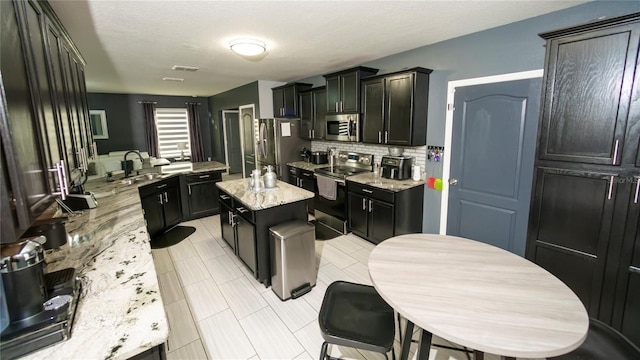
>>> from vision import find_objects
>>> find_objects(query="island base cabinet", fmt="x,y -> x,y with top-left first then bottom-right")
218,189 -> 309,286
236,214 -> 257,274
220,202 -> 236,252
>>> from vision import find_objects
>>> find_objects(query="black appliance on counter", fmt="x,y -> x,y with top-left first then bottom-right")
380,155 -> 413,180
0,236 -> 81,359
310,151 -> 328,165
314,151 -> 373,234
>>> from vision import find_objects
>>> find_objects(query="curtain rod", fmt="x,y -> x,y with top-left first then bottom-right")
137,101 -> 157,104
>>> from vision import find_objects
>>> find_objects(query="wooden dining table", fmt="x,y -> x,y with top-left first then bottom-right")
368,234 -> 589,360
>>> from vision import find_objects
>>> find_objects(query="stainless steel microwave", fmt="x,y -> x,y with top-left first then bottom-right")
325,114 -> 359,142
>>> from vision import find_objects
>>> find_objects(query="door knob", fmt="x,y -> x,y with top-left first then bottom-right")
449,178 -> 458,186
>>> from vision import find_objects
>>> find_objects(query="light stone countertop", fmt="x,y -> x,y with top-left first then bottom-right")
346,172 -> 425,192
216,178 -> 314,211
286,161 -> 329,172
288,161 -> 425,192
22,161 -> 226,360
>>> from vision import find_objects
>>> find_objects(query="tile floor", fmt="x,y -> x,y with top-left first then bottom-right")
152,214 -> 539,360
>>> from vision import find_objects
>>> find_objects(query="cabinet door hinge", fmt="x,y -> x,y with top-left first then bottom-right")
447,103 -> 455,111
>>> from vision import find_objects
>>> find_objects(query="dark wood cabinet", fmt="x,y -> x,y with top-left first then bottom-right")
538,20 -> 639,166
361,68 -> 431,146
287,165 -> 314,213
272,83 -> 312,118
139,177 -> 182,238
181,171 -> 222,220
527,167 -> 616,312
347,182 -> 423,244
1,0 -> 92,242
236,209 -> 257,274
220,201 -> 236,251
607,175 -> 640,345
324,67 -> 378,115
299,87 -> 326,140
1,0 -> 55,242
527,12 -> 640,346
347,192 -> 394,245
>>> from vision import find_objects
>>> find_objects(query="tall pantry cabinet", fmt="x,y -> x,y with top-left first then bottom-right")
1,0 -> 92,242
526,12 -> 640,345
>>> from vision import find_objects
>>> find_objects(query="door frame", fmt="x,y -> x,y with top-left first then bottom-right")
439,69 -> 544,234
222,110 -> 239,175
238,104 -> 255,178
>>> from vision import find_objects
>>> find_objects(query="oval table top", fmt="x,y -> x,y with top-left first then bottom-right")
368,234 -> 589,358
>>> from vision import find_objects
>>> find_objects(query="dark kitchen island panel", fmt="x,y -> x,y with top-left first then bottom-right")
216,178 -> 314,286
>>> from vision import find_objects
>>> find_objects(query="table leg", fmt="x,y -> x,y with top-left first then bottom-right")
416,329 -> 432,360
474,350 -> 484,360
399,320 -> 414,360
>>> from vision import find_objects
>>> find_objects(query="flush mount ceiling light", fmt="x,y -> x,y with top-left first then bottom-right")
229,38 -> 266,56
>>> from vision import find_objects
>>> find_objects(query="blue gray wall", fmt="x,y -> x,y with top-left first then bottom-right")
87,93 -> 211,158
207,81 -> 260,163
297,1 -> 640,233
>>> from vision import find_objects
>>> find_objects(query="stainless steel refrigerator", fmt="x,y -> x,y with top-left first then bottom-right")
256,118 -> 310,182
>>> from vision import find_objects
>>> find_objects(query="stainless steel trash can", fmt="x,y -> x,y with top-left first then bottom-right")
270,221 -> 316,301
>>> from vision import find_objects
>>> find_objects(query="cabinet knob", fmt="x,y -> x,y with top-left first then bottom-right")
448,178 -> 458,186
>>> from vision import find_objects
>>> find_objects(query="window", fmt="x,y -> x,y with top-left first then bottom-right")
155,108 -> 190,159
89,110 -> 109,139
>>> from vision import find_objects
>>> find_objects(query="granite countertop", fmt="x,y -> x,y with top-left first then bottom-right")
288,161 -> 425,192
217,178 -> 314,211
23,161 -> 226,360
346,172 -> 425,191
287,161 -> 329,172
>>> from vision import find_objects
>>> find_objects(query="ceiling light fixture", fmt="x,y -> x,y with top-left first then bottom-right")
229,38 -> 266,56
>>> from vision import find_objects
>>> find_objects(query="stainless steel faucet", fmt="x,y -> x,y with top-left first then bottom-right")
123,150 -> 144,178
327,147 -> 337,168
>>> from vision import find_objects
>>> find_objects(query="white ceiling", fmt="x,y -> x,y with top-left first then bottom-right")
49,0 -> 587,97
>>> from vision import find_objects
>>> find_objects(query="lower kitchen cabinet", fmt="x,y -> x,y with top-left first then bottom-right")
180,171 -> 222,220
287,166 -> 315,214
139,176 -> 182,238
218,188 -> 308,285
347,181 -> 423,244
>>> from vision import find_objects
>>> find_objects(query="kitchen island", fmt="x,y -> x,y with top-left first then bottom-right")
20,161 -> 226,360
217,178 -> 314,286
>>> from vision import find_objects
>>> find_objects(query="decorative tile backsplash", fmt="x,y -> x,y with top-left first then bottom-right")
311,140 -> 427,170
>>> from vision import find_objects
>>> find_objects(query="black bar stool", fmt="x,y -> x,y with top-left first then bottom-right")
318,281 -> 396,360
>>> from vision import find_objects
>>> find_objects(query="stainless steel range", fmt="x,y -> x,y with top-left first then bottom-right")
314,151 -> 373,235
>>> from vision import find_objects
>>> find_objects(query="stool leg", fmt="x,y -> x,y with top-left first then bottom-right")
319,342 -> 329,360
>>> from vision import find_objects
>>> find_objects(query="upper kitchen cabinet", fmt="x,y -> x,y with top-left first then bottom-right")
299,86 -> 326,140
324,66 -> 378,115
538,15 -> 640,166
272,82 -> 312,118
362,67 -> 431,146
1,0 -> 91,242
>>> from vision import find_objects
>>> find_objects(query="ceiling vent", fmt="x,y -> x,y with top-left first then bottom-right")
171,65 -> 199,72
162,77 -> 184,82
